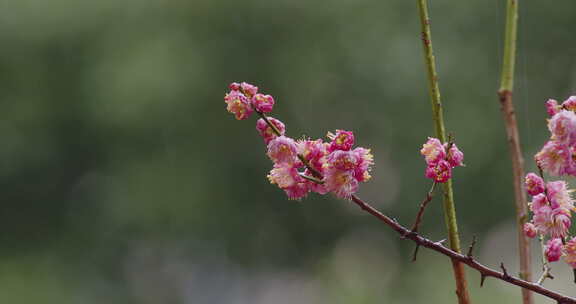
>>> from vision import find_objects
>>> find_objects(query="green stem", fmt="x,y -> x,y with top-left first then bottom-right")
416,1 -> 470,303
499,0 -> 518,92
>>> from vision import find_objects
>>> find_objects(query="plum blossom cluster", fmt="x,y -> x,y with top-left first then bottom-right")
420,137 -> 464,183
224,82 -> 275,120
536,96 -> 576,176
224,82 -> 374,200
523,172 -> 576,267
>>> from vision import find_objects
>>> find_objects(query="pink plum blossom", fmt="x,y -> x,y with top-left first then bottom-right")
523,222 -> 537,238
525,173 -> 545,196
564,237 -> 576,268
446,144 -> 464,167
420,138 -> 464,183
327,130 -> 355,152
549,208 -> 571,239
420,137 -> 446,165
224,90 -> 253,120
546,180 -> 574,210
284,182 -> 310,200
240,82 -> 258,97
268,163 -> 300,189
425,159 -> 452,183
302,169 -> 329,195
548,110 -> 576,145
545,238 -> 564,262
324,168 -> 359,199
533,204 -> 553,235
267,136 -> 298,164
530,193 -> 548,213
224,81 -> 375,201
535,140 -> 573,176
562,96 -> 576,112
353,147 -> 374,182
297,139 -> 328,172
546,99 -> 561,116
327,150 -> 359,170
252,93 -> 275,113
256,117 -> 285,144
532,201 -> 571,238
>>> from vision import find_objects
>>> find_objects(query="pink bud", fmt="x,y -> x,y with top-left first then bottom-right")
252,93 -> 275,113
229,82 -> 241,91
523,223 -> 537,238
525,173 -> 545,196
545,238 -> 563,262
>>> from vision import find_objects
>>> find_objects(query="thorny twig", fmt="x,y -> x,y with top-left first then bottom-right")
349,194 -> 576,304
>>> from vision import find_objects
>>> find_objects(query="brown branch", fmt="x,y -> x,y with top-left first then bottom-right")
350,194 -> 576,304
410,182 -> 437,262
410,182 -> 437,233
498,89 -> 533,302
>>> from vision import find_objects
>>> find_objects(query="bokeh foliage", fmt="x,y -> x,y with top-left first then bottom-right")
0,0 -> 575,302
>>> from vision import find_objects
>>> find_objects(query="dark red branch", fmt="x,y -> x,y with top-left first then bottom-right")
350,194 -> 576,304
410,182 -> 436,233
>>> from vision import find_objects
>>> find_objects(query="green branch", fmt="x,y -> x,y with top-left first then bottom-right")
416,0 -> 470,303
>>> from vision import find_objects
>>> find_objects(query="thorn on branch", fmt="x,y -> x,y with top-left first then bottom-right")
467,236 -> 477,258
434,239 -> 446,246
500,263 -> 510,278
480,274 -> 486,287
412,244 -> 421,262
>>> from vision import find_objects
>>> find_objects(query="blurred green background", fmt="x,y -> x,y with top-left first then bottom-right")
0,0 -> 575,303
